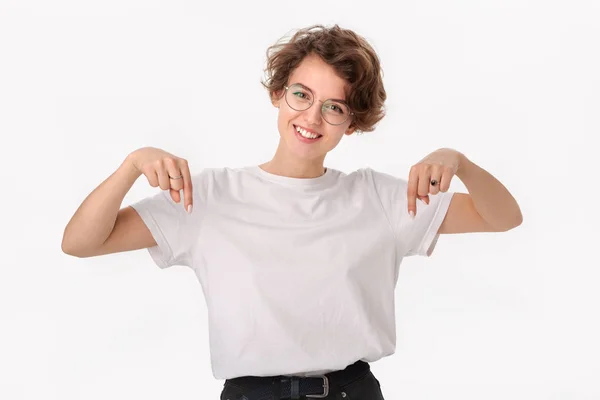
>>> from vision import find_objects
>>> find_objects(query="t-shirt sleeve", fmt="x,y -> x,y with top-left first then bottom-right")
368,168 -> 455,258
129,171 -> 208,269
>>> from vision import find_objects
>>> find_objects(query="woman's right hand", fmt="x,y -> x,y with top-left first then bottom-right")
127,147 -> 193,213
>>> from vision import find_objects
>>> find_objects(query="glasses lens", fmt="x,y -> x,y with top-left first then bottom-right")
322,100 -> 350,125
285,84 -> 312,111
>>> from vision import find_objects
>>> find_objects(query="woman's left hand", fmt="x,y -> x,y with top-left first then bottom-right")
407,148 -> 464,217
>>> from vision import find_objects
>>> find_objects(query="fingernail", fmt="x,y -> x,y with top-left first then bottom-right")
187,204 -> 193,214
409,210 -> 415,219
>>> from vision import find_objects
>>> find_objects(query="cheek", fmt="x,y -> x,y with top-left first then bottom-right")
328,133 -> 345,145
276,109 -> 293,135
278,108 -> 298,127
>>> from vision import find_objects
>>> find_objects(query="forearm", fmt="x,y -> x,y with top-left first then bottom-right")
62,155 -> 142,254
456,153 -> 523,231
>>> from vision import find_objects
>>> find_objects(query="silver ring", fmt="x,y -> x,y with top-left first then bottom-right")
430,179 -> 438,186
169,174 -> 183,180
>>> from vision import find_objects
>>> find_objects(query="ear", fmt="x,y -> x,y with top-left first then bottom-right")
271,90 -> 283,108
345,125 -> 357,135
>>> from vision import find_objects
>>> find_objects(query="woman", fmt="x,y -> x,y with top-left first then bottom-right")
62,25 -> 523,400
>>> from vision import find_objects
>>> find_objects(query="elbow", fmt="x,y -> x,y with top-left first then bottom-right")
61,235 -> 72,255
61,241 -> 78,257
512,209 -> 524,229
61,238 -> 86,258
499,213 -> 523,232
488,209 -> 523,232
516,213 -> 523,227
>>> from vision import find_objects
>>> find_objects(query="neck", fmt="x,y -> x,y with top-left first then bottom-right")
259,159 -> 326,179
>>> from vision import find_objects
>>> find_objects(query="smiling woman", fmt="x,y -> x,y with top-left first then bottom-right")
63,23 -> 522,400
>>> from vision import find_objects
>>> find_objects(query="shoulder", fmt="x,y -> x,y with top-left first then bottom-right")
360,167 -> 409,189
191,166 -> 236,182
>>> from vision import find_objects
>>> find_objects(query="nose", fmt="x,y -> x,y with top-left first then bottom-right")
304,101 -> 322,126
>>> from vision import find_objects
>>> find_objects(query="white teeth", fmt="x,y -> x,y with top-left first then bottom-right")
295,125 -> 320,139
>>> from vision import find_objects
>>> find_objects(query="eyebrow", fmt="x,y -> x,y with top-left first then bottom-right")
295,82 -> 348,104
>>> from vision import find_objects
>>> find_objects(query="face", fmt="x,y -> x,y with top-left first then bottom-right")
271,53 -> 356,164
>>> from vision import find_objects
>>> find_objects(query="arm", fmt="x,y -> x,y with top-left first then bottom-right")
438,153 -> 523,234
61,154 -> 155,257
407,148 -> 523,234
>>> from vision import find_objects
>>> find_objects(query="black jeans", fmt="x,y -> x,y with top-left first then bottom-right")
220,361 -> 386,400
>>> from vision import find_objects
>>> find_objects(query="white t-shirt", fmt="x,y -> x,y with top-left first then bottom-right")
130,165 -> 454,380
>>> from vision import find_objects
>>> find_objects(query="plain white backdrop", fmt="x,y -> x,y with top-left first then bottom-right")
1,0 -> 598,399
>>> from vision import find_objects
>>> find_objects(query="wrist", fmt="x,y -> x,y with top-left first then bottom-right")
122,154 -> 143,179
456,152 -> 472,177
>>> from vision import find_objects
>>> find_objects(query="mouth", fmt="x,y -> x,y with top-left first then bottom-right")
293,124 -> 323,142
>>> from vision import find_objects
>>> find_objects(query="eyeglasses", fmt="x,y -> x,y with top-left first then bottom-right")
283,83 -> 354,126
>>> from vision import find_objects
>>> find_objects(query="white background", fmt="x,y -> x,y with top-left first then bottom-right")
1,1 -> 598,399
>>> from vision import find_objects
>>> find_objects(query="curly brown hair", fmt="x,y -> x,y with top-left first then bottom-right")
261,24 -> 387,134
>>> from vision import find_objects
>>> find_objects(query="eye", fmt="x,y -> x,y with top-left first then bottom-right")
293,90 -> 311,100
325,103 -> 345,114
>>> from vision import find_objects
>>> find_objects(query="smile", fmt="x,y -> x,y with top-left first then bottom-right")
294,124 -> 323,140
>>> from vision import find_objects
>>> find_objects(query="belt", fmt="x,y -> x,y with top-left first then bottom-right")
224,360 -> 370,399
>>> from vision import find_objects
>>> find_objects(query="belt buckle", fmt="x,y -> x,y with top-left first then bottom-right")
306,375 -> 329,398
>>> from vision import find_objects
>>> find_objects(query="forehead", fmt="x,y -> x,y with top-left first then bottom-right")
288,54 -> 349,99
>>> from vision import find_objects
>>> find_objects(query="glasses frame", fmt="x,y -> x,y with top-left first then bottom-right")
283,84 -> 354,126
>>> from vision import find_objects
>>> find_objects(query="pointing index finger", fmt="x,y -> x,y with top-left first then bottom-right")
407,167 -> 418,219
180,161 -> 193,214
